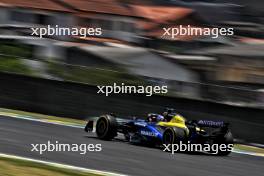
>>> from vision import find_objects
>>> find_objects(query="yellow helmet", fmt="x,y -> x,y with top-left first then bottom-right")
171,114 -> 186,124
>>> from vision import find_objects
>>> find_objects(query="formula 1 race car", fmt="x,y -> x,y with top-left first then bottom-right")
84,109 -> 234,156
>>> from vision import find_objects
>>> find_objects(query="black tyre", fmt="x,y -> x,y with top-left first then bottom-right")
216,131 -> 234,156
96,115 -> 117,140
162,127 -> 186,151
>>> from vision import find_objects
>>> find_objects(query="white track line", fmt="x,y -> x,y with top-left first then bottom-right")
0,153 -> 128,176
232,149 -> 264,157
0,112 -> 263,157
0,112 -> 84,128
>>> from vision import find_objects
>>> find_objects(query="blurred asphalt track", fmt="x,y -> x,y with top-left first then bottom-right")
0,116 -> 263,176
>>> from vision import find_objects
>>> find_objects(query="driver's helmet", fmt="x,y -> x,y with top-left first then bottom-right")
172,114 -> 186,124
162,109 -> 177,122
147,113 -> 164,122
162,112 -> 174,122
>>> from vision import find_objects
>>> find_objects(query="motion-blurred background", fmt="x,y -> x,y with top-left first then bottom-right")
0,0 -> 264,107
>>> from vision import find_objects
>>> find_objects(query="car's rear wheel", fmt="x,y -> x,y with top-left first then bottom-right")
96,115 -> 117,140
215,131 -> 234,156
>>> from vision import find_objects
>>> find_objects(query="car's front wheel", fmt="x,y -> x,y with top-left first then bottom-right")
162,127 -> 186,151
96,115 -> 117,140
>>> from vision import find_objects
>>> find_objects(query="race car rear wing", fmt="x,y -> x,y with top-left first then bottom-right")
196,120 -> 228,128
197,120 -> 231,137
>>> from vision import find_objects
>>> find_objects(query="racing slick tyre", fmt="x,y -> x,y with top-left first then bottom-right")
96,115 -> 117,140
162,127 -> 186,151
215,131 -> 234,156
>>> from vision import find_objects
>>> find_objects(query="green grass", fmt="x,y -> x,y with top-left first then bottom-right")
46,61 -> 146,86
0,43 -> 33,75
0,57 -> 33,75
0,43 -> 147,87
0,157 -> 102,176
0,44 -> 32,58
234,144 -> 264,154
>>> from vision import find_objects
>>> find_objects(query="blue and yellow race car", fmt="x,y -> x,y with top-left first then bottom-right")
84,109 -> 234,156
